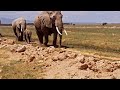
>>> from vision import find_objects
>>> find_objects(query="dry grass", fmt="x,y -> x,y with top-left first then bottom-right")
1,24 -> 120,79
0,24 -> 120,59
0,48 -> 44,79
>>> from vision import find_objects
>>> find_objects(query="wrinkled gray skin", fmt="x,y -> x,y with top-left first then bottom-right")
34,11 -> 64,47
24,29 -> 32,44
12,17 -> 26,41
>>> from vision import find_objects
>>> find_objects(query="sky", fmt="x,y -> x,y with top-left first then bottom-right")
0,11 -> 120,23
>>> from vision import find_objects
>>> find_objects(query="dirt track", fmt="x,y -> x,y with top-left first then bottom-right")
0,37 -> 120,79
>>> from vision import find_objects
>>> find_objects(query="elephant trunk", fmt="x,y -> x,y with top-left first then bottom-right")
55,22 -> 68,47
56,26 -> 63,47
21,23 -> 26,32
20,24 -> 26,41
21,27 -> 23,32
56,26 -> 68,36
55,19 -> 68,36
55,16 -> 67,47
59,33 -> 62,47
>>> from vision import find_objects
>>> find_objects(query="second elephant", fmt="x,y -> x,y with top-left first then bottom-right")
12,17 -> 26,41
34,11 -> 67,47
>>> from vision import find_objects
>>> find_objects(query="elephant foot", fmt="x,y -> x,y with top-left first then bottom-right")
38,43 -> 48,47
53,45 -> 62,48
43,44 -> 49,47
59,45 -> 62,48
26,42 -> 30,44
39,43 -> 44,47
18,37 -> 21,41
18,37 -> 23,41
53,45 -> 58,48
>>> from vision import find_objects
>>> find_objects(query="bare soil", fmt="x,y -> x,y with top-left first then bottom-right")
0,37 -> 120,79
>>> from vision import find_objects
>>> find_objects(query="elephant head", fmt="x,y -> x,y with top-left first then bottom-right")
51,11 -> 68,47
12,17 -> 26,41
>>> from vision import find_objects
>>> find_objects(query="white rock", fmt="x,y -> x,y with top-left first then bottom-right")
16,45 -> 26,52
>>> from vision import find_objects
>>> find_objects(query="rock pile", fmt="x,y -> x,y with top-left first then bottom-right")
1,37 -> 120,79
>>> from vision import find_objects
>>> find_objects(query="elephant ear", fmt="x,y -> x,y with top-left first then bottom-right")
40,14 -> 52,29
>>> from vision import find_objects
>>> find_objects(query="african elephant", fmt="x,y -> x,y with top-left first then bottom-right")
34,11 -> 67,47
24,29 -> 32,44
12,17 -> 26,41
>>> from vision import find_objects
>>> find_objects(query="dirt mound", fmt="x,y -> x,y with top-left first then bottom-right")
0,37 -> 120,79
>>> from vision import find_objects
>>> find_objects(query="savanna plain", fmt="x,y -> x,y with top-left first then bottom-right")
0,24 -> 120,79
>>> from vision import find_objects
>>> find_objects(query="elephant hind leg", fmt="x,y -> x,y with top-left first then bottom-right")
36,30 -> 43,45
53,33 -> 58,47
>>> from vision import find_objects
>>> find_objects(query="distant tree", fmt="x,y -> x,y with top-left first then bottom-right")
102,22 -> 107,26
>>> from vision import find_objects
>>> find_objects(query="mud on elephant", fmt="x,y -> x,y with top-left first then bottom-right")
34,11 -> 67,47
12,17 -> 26,41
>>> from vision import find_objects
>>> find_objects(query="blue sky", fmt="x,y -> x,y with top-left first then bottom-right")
0,11 -> 120,23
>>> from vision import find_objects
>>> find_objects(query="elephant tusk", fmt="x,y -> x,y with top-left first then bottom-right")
64,29 -> 68,35
56,27 -> 62,35
21,27 -> 23,32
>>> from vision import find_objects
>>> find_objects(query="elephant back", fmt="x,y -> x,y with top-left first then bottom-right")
34,16 -> 42,29
12,17 -> 26,27
34,14 -> 52,30
40,14 -> 52,28
13,17 -> 26,31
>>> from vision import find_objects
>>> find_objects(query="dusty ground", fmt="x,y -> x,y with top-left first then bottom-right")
0,37 -> 120,79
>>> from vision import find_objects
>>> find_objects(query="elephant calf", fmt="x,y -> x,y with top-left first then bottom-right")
24,29 -> 32,44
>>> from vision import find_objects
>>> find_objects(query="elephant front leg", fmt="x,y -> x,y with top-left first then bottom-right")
53,33 -> 58,47
44,35 -> 49,47
16,28 -> 23,41
28,35 -> 31,43
59,34 -> 62,47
